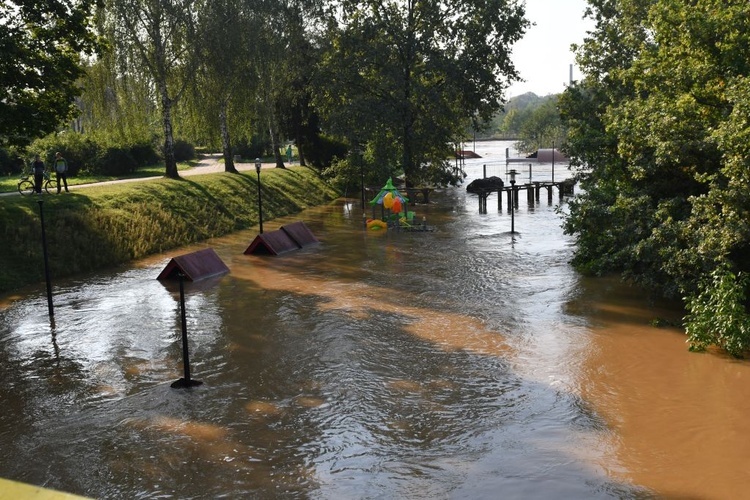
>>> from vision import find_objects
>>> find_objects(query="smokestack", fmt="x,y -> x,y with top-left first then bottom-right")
569,64 -> 573,84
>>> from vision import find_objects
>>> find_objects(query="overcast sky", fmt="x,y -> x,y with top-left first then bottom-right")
507,0 -> 594,97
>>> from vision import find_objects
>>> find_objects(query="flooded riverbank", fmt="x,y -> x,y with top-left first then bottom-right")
0,141 -> 747,499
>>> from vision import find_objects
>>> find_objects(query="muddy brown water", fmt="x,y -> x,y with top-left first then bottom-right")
1,141 -> 748,499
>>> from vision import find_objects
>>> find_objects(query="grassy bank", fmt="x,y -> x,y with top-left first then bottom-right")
0,167 -> 339,295
0,163 -> 190,194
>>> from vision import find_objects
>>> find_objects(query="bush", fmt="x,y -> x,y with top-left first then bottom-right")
321,157 -> 357,193
173,139 -> 195,162
234,135 -> 268,160
130,141 -> 160,167
301,133 -> 348,170
29,132 -> 99,176
28,133 -> 161,175
685,265 -> 750,357
0,148 -> 24,175
92,147 -> 139,176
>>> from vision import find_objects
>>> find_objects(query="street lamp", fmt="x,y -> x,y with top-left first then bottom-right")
509,169 -> 517,234
255,158 -> 263,234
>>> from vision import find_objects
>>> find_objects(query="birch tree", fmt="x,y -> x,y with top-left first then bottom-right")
191,0 -> 260,172
107,0 -> 201,178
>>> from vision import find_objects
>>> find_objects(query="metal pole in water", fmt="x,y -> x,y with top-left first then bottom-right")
552,141 -> 555,183
255,158 -> 264,234
171,272 -> 203,389
509,169 -> 517,235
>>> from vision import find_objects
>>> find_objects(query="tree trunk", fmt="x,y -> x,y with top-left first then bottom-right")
268,118 -> 285,168
160,85 -> 179,179
297,133 -> 306,167
219,103 -> 237,173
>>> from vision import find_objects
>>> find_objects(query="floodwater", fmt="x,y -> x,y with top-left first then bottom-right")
1,141 -> 749,499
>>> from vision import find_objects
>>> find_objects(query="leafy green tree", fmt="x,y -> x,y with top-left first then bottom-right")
0,0 -> 101,147
314,0 -> 528,186
105,0 -> 201,178
78,41 -> 159,147
255,21 -> 288,169
560,0 -> 750,355
188,0 -> 261,172
560,0 -> 673,286
496,92 -> 550,140
273,0 -> 324,168
516,96 -> 566,153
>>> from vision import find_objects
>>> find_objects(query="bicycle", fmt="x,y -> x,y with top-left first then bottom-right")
18,171 -> 54,195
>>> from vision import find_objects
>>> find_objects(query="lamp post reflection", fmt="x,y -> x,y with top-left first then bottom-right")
509,169 -> 517,235
255,158 -> 263,234
357,149 -> 365,210
37,199 -> 54,318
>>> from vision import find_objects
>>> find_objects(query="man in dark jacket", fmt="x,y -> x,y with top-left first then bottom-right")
32,154 -> 45,194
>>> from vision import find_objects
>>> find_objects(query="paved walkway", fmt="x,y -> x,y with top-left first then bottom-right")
182,154 -> 277,176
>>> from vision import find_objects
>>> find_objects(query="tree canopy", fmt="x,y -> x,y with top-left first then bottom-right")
314,0 -> 528,186
3,0 -> 528,184
560,0 -> 750,356
0,0 -> 101,147
496,93 -> 567,153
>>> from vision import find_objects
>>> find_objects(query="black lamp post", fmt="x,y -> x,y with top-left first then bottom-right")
509,169 -> 517,234
255,157 -> 263,234
171,272 -> 203,389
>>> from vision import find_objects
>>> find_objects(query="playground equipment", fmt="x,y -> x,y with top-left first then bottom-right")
366,178 -> 432,232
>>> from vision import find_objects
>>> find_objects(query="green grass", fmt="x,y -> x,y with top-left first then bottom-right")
0,166 -> 339,295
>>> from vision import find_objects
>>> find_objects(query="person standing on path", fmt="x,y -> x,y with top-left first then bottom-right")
32,154 -> 45,194
53,152 -> 69,193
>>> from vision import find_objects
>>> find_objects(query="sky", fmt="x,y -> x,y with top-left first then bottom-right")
507,0 -> 595,98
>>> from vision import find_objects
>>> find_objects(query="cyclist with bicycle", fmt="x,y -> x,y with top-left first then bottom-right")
32,154 -> 45,193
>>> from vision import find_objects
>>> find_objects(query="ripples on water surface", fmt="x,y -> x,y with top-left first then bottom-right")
2,141 -> 749,499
